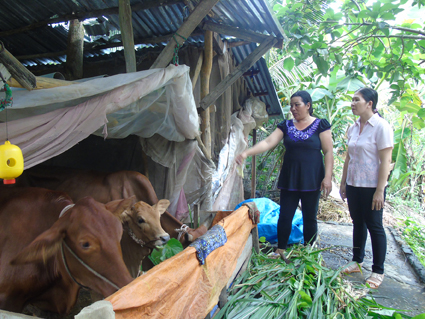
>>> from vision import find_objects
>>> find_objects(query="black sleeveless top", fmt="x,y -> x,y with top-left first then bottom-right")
277,118 -> 331,191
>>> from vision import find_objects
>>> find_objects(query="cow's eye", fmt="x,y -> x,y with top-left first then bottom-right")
81,241 -> 90,249
138,217 -> 145,224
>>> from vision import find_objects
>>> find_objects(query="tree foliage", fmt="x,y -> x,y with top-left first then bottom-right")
266,0 -> 425,201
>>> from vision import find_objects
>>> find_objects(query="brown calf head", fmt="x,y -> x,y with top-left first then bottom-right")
121,199 -> 170,248
11,196 -> 133,298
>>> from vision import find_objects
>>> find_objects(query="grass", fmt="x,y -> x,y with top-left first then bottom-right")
214,244 -> 421,319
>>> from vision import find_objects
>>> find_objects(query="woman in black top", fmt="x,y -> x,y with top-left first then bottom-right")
236,91 -> 334,257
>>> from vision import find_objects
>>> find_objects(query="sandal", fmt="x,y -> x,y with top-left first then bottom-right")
268,249 -> 285,260
342,262 -> 363,274
366,272 -> 384,289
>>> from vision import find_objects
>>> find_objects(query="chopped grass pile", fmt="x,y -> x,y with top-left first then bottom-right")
214,244 -> 418,319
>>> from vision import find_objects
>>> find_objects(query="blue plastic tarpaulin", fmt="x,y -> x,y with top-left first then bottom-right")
235,198 -> 303,245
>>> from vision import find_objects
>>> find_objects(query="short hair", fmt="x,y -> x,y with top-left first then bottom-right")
291,91 -> 313,115
355,87 -> 378,111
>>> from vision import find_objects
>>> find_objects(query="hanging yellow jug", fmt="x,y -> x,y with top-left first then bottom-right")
0,141 -> 24,184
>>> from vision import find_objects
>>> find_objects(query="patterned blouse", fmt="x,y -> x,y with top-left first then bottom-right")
277,118 -> 331,191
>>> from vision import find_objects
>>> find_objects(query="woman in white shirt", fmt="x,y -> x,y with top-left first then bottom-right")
339,87 -> 393,289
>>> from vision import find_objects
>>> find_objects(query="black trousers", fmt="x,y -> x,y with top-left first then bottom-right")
346,185 -> 387,274
278,189 -> 321,249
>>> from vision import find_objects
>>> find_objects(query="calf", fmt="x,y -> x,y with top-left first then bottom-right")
0,187 -> 134,314
16,166 -> 207,244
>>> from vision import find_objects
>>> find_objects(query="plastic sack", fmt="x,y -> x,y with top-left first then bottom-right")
235,198 -> 303,245
245,97 -> 269,129
75,300 -> 115,319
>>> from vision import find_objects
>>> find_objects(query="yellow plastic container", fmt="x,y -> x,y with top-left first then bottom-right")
0,141 -> 24,184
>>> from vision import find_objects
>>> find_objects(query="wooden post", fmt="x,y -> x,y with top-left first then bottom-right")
119,0 -> 137,73
65,19 -> 84,80
199,37 -> 277,110
0,41 -> 36,90
251,129 -> 260,253
200,30 -> 213,159
150,0 -> 220,69
251,129 -> 257,199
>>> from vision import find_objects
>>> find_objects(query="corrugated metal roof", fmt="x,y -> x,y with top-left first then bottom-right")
0,0 -> 283,116
232,43 -> 282,118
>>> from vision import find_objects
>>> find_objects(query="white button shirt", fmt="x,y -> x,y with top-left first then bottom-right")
346,113 -> 393,188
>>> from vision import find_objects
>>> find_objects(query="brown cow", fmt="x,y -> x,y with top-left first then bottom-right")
0,187 -> 134,314
15,166 -> 206,246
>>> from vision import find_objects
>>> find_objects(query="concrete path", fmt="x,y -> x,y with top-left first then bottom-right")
317,221 -> 425,316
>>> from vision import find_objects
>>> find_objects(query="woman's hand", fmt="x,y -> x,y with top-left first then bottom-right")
339,183 -> 347,202
372,189 -> 385,211
321,176 -> 332,198
235,152 -> 247,166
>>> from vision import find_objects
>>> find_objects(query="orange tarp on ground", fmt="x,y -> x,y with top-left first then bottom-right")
106,205 -> 253,319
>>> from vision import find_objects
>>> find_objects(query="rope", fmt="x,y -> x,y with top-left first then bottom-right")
0,72 -> 13,141
61,240 -> 121,291
175,224 -> 190,241
171,32 -> 187,66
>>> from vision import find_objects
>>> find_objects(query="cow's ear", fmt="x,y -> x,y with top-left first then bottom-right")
106,196 -> 136,219
153,199 -> 170,216
10,219 -> 67,265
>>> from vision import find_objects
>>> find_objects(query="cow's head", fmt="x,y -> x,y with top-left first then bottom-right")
121,199 -> 170,248
11,197 -> 134,298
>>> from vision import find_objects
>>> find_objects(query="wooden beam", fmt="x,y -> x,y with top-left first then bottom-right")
0,0 -> 183,38
253,92 -> 268,97
0,42 -> 36,90
212,32 -> 226,55
119,0 -> 137,73
202,21 -> 283,49
150,0 -> 220,69
64,19 -> 84,80
199,37 -> 277,110
242,69 -> 260,77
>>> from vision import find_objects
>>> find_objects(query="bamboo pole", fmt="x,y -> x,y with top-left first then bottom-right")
200,30 -> 213,159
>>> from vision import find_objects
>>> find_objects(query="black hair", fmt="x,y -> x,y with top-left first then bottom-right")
355,87 -> 378,112
291,91 -> 313,115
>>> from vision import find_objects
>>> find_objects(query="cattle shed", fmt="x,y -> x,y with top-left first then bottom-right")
0,0 -> 284,317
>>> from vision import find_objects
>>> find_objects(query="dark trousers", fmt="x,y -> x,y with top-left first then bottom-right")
346,185 -> 387,274
278,189 -> 321,249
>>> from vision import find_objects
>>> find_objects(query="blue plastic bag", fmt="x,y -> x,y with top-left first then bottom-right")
235,198 -> 303,245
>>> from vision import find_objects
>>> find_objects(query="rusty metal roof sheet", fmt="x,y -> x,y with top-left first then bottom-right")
0,0 -> 283,116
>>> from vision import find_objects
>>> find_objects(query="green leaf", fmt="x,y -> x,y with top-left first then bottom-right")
314,56 -> 329,76
417,108 -> 425,118
306,88 -> 334,101
336,77 -> 364,92
358,10 -> 370,19
283,57 -> 295,71
393,128 -> 411,143
391,141 -> 407,179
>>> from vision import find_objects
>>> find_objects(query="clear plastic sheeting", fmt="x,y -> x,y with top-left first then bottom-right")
184,145 -> 215,217
0,65 -> 199,169
212,113 -> 247,211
